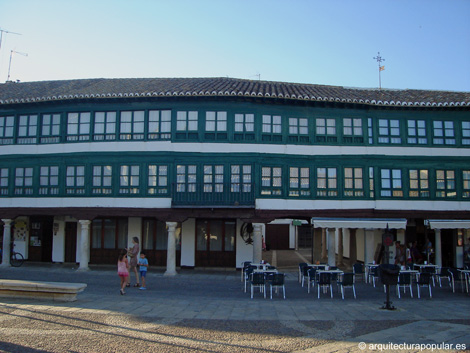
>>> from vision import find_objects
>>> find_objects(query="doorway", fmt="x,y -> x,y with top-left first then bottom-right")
65,222 -> 77,263
28,216 -> 54,262
265,224 -> 289,250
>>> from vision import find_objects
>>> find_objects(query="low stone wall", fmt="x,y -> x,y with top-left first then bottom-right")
0,279 -> 87,302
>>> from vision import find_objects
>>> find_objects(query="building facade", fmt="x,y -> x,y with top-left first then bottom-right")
0,77 -> 469,271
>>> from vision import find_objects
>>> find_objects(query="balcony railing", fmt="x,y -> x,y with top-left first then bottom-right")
171,183 -> 255,207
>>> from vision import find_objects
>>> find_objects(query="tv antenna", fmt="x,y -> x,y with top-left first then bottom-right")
373,52 -> 385,89
0,28 -> 22,53
7,50 -> 28,82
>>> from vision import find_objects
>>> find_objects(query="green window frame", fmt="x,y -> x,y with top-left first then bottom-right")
67,112 -> 90,141
433,121 -> 455,145
409,169 -> 429,198
176,165 -> 197,192
316,167 -> 337,197
289,167 -> 310,197
288,118 -> 309,143
120,111 -> 144,140
66,166 -> 85,195
0,168 -> 9,196
436,169 -> 456,198
41,113 -> 61,143
234,113 -> 254,138
92,165 -> 112,195
342,118 -> 363,143
0,116 -> 14,145
148,110 -> 171,140
369,167 -> 375,198
462,170 -> 470,198
119,165 -> 140,194
380,169 -> 403,197
18,114 -> 38,144
94,111 -> 116,141
14,167 -> 33,195
315,118 -> 337,143
205,111 -> 227,140
344,167 -> 364,197
39,166 -> 59,195
378,119 -> 401,144
261,166 -> 282,195
148,165 -> 168,195
203,165 -> 224,193
262,115 -> 282,142
461,122 -> 470,145
407,120 -> 427,144
230,165 -> 252,193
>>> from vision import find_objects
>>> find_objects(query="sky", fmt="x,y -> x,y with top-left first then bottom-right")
0,0 -> 469,91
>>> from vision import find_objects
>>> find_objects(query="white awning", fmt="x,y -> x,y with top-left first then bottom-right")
427,220 -> 470,230
311,218 -> 407,229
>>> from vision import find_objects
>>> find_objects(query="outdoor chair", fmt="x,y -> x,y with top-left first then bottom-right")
243,265 -> 256,293
241,261 -> 252,282
298,263 -> 308,283
448,268 -> 465,293
338,273 -> 356,299
368,266 -> 379,287
420,266 -> 436,286
416,272 -> 432,298
317,272 -> 333,299
250,272 -> 266,299
268,273 -> 286,299
307,267 -> 317,293
301,265 -> 313,287
397,272 -> 413,298
434,267 -> 452,288
353,263 -> 365,282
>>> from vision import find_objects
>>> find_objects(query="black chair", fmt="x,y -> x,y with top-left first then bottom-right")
301,265 -> 313,287
307,267 -> 317,293
250,272 -> 266,299
317,272 -> 333,299
416,272 -> 432,298
397,273 -> 413,298
268,273 -> 286,299
338,273 -> 356,299
448,268 -> 465,293
368,266 -> 379,287
243,265 -> 256,293
298,263 -> 308,283
353,263 -> 365,282
420,266 -> 436,286
434,267 -> 452,288
241,261 -> 252,282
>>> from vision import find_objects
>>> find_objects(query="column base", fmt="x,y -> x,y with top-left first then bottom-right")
0,262 -> 11,268
164,270 -> 177,276
76,265 -> 90,271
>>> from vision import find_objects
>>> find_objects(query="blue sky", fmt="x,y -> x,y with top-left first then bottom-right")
0,0 -> 469,91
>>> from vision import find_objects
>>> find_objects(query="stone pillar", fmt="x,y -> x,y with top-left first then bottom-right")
434,229 -> 442,267
0,219 -> 13,267
349,228 -> 357,264
327,228 -> 336,267
253,223 -> 263,263
78,220 -> 91,271
321,228 -> 327,260
164,222 -> 178,276
364,229 -> 375,264
337,228 -> 344,266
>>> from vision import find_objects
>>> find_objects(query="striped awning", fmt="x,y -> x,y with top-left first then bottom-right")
427,220 -> 470,230
311,218 -> 407,229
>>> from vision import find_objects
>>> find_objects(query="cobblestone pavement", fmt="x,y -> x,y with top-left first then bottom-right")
0,263 -> 469,352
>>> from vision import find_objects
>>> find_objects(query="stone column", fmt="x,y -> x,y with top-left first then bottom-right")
349,228 -> 357,264
0,219 -> 12,267
78,220 -> 91,271
337,228 -> 344,266
164,222 -> 178,276
253,223 -> 263,263
434,229 -> 442,267
321,228 -> 327,261
364,229 -> 376,264
327,228 -> 336,267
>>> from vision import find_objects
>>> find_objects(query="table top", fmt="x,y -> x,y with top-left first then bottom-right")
399,270 -> 419,274
414,263 -> 438,268
316,269 -> 344,274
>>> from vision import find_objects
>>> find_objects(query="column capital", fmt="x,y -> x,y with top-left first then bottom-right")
1,219 -> 13,226
78,220 -> 92,227
166,221 -> 178,230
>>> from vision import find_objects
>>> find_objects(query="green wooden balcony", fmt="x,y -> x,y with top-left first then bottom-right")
171,183 -> 255,207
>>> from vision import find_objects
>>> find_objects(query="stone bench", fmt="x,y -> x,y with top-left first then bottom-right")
0,279 -> 87,302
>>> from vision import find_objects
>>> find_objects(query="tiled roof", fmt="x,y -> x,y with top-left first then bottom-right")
0,77 -> 469,108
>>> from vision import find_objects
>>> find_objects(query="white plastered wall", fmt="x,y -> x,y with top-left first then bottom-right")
236,219 -> 254,268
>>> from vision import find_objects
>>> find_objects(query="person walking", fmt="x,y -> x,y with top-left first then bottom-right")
126,237 -> 140,287
117,249 -> 129,295
137,252 -> 149,290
